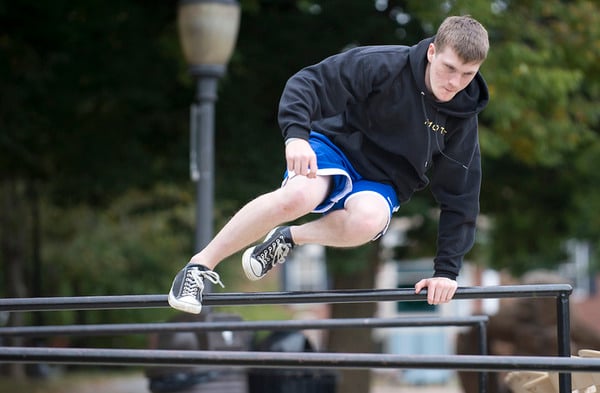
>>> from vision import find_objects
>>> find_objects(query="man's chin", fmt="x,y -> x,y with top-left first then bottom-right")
433,90 -> 456,102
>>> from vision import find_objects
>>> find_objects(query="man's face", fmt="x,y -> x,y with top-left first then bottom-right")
426,43 -> 482,102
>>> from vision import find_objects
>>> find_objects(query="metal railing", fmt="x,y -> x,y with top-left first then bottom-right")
0,316 -> 490,391
0,315 -> 488,338
0,284 -> 588,393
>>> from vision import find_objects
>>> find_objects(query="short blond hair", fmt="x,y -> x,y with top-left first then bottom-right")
434,15 -> 489,63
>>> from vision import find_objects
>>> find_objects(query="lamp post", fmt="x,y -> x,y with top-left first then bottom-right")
177,0 -> 240,252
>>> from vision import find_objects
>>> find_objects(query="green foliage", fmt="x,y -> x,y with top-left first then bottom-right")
567,143 -> 600,271
481,23 -> 591,166
473,0 -> 600,275
37,184 -> 194,336
43,184 -> 193,297
0,1 -> 189,205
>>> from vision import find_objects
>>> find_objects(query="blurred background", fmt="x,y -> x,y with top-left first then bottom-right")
1,1 -> 599,392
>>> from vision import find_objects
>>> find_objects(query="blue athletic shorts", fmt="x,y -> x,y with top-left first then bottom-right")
283,131 -> 400,238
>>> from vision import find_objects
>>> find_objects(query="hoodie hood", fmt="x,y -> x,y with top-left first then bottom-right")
409,37 -> 489,118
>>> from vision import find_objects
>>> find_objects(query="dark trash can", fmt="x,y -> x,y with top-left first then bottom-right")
146,312 -> 252,393
247,331 -> 337,393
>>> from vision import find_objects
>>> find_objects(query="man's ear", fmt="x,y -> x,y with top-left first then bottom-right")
427,43 -> 436,63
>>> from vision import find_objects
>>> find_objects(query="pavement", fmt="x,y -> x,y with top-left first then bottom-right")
1,370 -> 464,393
43,371 -> 464,393
371,370 -> 463,393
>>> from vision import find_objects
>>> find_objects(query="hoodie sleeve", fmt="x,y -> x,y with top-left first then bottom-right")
278,47 -> 402,141
429,117 -> 481,280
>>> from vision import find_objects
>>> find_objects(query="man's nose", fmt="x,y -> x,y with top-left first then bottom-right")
449,74 -> 461,87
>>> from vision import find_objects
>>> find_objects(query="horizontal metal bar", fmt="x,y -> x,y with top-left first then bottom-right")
0,347 -> 598,372
0,284 -> 572,312
0,315 -> 489,338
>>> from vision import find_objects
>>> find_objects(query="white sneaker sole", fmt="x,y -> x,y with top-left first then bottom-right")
167,291 -> 202,314
242,246 -> 262,281
242,228 -> 280,281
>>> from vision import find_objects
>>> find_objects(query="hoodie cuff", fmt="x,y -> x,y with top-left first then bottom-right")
284,125 -> 311,141
433,270 -> 458,280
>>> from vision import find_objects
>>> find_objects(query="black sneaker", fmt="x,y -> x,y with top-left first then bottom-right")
242,226 -> 295,281
168,264 -> 224,314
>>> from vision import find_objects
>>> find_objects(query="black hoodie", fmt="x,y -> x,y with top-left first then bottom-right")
277,37 -> 489,280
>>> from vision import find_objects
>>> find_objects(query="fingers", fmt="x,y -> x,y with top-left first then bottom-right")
285,139 -> 318,178
414,279 -> 426,294
307,153 -> 318,178
414,277 -> 457,305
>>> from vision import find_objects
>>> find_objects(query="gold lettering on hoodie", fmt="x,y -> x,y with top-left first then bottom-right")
424,120 -> 447,135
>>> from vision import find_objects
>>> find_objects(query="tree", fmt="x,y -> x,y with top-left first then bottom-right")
390,0 -> 600,276
0,1 -> 187,279
0,1 -> 190,372
474,0 -> 600,275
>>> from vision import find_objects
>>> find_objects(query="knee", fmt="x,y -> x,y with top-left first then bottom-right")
347,202 -> 389,239
274,188 -> 317,217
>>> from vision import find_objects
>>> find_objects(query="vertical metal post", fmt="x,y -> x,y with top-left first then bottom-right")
188,65 -> 225,301
556,292 -> 571,393
192,75 -> 219,253
189,65 -> 225,253
477,320 -> 488,393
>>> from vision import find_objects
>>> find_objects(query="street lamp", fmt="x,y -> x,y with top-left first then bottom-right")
177,0 -> 240,252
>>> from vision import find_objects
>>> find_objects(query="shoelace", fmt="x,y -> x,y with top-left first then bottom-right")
256,238 -> 291,273
271,241 -> 291,264
181,268 -> 225,298
196,269 -> 225,288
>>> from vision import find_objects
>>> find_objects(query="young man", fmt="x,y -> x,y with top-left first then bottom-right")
169,15 -> 489,314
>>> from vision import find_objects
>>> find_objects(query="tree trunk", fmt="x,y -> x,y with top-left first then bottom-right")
326,242 -> 381,393
0,179 -> 28,378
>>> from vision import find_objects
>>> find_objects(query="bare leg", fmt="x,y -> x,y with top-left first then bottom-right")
168,177 -> 391,314
189,175 -> 331,269
290,192 -> 390,247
